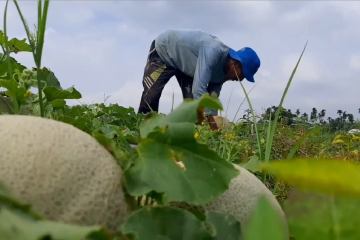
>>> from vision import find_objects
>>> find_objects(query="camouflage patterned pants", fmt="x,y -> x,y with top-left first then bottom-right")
137,40 -> 194,114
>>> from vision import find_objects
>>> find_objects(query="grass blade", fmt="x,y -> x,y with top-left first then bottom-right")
232,81 -> 258,123
225,88 -> 233,118
264,111 -> 272,162
265,41 -> 308,162
237,76 -> 262,161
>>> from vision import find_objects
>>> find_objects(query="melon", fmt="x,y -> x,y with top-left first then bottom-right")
213,116 -> 232,130
0,115 -> 136,234
170,164 -> 289,238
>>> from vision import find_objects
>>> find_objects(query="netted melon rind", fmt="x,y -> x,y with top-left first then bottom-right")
0,115 -> 135,234
213,116 -> 232,130
170,164 -> 289,237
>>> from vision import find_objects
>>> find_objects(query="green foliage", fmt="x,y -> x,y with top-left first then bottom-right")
284,189 -> 360,240
122,207 -> 243,240
122,206 -> 214,240
2,3 -> 360,240
0,53 -> 27,78
205,211 -> 242,240
0,29 -> 32,53
0,207 -> 110,240
244,197 -> 288,240
124,95 -> 239,205
0,79 -> 27,113
241,155 -> 262,174
261,158 -> 360,198
0,180 -> 111,240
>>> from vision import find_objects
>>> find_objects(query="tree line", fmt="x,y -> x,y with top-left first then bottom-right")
239,106 -> 360,132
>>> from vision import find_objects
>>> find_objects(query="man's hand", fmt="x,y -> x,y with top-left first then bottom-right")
206,115 -> 219,131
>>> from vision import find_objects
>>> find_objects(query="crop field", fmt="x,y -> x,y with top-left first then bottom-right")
1,1 -> 360,240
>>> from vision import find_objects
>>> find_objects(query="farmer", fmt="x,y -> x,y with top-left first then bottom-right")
137,29 -> 260,127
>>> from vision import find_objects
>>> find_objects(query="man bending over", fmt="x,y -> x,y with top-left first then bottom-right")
137,29 -> 261,126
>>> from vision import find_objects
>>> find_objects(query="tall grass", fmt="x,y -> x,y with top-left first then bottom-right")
235,42 -> 308,183
232,82 -> 258,123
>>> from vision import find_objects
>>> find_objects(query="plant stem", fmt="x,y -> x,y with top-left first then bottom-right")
13,0 -> 50,117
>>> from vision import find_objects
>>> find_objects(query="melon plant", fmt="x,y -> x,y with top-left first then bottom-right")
0,4 -> 290,237
0,114 -> 136,236
115,94 -> 290,240
0,94 -> 32,115
0,93 -> 290,240
169,164 -> 289,238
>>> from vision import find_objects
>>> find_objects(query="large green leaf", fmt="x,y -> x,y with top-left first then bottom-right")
241,155 -> 261,174
43,86 -> 82,101
92,130 -> 126,162
0,30 -> 32,53
0,181 -> 10,196
8,37 -> 32,53
0,79 -> 27,111
121,206 -> 213,240
125,95 -> 236,205
139,112 -> 164,138
206,211 -> 242,240
0,181 -> 42,220
59,115 -> 89,132
34,67 -> 62,89
284,188 -> 360,240
125,124 -> 238,205
50,99 -> 66,109
0,30 -> 8,46
0,55 -> 27,78
164,94 -> 223,123
244,197 -> 288,240
139,94 -> 223,138
0,206 -> 110,240
0,179 -> 110,240
261,158 -> 360,198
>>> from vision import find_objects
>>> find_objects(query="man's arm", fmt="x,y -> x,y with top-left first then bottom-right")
206,80 -> 225,116
192,47 -> 223,116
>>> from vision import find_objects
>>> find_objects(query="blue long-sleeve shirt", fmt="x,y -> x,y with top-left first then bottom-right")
154,29 -> 230,116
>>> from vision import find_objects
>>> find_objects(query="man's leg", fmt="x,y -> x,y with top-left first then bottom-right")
138,40 -> 177,114
175,71 -> 194,100
175,72 -> 219,130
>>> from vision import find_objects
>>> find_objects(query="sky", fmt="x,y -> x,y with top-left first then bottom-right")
1,1 -> 359,122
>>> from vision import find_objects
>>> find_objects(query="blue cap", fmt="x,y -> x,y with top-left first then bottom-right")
228,47 -> 260,83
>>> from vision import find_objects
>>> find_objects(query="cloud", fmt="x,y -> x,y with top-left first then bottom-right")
280,54 -> 322,84
62,8 -> 94,25
350,55 -> 360,72
0,1 -> 359,122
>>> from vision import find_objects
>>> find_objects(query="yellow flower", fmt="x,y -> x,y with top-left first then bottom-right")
194,132 -> 199,138
24,90 -> 32,97
224,132 -> 236,141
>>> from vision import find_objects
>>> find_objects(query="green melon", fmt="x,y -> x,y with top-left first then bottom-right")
213,116 -> 232,130
170,164 -> 289,238
0,115 -> 136,234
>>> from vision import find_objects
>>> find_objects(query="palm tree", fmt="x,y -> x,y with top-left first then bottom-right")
337,110 -> 343,117
310,107 -> 318,121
